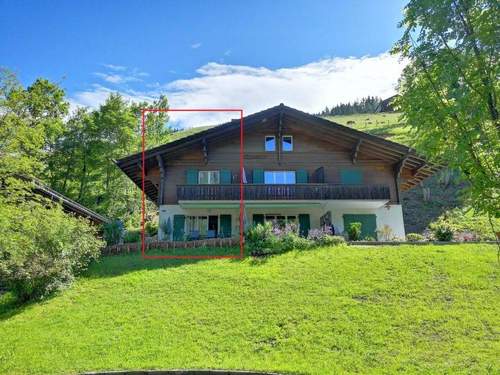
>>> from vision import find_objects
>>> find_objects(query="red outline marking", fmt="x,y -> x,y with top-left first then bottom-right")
141,108 -> 244,259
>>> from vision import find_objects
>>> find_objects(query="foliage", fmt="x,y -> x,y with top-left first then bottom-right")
428,207 -> 499,240
0,200 -> 103,301
392,0 -> 499,217
431,224 -> 454,242
307,227 -> 346,246
0,70 -> 104,301
347,222 -> 362,241
145,221 -> 158,237
406,233 -> 426,242
247,223 -> 347,256
123,229 -> 141,244
318,96 -> 382,116
245,222 -> 279,256
0,70 -> 68,202
103,219 -> 124,246
0,244 -> 497,374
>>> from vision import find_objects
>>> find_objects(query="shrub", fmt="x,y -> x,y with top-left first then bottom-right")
432,224 -> 454,241
145,221 -> 158,237
0,201 -> 104,301
321,235 -> 347,247
307,227 -> 331,243
406,233 -> 425,242
347,222 -> 362,241
280,231 -> 312,252
307,227 -> 346,247
428,208 -> 499,241
103,219 -> 124,246
123,229 -> 141,243
245,222 -> 279,256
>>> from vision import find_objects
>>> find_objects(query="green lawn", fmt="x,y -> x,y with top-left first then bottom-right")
0,244 -> 498,374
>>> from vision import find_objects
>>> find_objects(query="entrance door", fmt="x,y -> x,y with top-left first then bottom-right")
220,214 -> 232,238
208,215 -> 218,238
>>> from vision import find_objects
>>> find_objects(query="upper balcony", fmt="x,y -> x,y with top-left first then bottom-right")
177,183 -> 390,201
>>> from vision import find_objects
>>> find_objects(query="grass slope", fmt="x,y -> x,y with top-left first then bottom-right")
324,112 -> 411,145
0,244 -> 498,374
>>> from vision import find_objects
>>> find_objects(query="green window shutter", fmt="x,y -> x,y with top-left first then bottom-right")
343,214 -> 377,240
296,169 -> 308,183
340,169 -> 362,184
186,169 -> 199,184
220,214 -> 232,238
298,214 -> 310,237
220,169 -> 232,184
173,215 -> 185,241
252,214 -> 264,226
253,168 -> 264,184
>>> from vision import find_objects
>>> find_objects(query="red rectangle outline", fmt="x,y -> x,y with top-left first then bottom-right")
140,108 -> 244,259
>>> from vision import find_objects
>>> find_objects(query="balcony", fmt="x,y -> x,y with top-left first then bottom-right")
177,184 -> 390,201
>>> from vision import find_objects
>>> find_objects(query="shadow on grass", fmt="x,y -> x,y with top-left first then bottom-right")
85,246 -> 245,279
0,288 -> 62,322
0,246 -> 248,319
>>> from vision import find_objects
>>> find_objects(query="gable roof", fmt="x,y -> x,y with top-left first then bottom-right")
33,179 -> 109,225
116,104 -> 440,203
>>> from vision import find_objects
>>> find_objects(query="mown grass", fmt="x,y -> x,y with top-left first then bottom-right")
325,112 -> 412,145
0,244 -> 498,374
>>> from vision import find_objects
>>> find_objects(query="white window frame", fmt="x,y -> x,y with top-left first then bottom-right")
265,135 -> 276,152
198,170 -> 220,184
282,135 -> 293,151
264,171 -> 296,184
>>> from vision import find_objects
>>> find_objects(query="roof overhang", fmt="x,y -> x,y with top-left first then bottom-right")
116,104 -> 440,204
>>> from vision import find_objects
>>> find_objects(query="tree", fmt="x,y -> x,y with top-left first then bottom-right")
0,70 -> 102,301
0,68 -> 68,200
392,0 -> 499,218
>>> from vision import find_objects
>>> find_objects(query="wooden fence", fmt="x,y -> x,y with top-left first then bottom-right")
103,237 -> 239,256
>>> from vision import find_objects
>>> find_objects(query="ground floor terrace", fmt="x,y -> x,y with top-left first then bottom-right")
158,200 -> 405,241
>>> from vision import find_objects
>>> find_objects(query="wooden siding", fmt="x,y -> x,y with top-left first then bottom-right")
144,117 -> 400,204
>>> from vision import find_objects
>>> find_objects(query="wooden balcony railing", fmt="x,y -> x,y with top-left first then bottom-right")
177,184 -> 391,201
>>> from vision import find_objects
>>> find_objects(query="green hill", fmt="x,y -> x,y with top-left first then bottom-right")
0,244 -> 498,374
325,112 -> 412,145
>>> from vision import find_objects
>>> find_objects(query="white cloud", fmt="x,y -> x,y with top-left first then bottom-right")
71,53 -> 406,128
93,72 -> 140,84
191,42 -> 202,49
93,66 -> 149,85
102,64 -> 127,71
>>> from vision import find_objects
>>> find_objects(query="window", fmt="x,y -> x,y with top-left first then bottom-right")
264,215 -> 298,228
264,171 -> 296,184
282,135 -> 293,151
198,170 -> 220,184
185,216 -> 209,238
265,136 -> 276,151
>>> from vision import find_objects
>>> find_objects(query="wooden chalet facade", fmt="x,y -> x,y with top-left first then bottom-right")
116,104 -> 438,240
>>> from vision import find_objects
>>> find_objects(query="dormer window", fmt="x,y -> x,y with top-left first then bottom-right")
265,136 -> 276,151
282,135 -> 293,151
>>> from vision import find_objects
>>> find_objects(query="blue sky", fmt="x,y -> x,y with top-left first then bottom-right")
1,0 -> 408,127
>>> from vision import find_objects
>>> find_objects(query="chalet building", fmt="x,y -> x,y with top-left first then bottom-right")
116,104 -> 438,241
